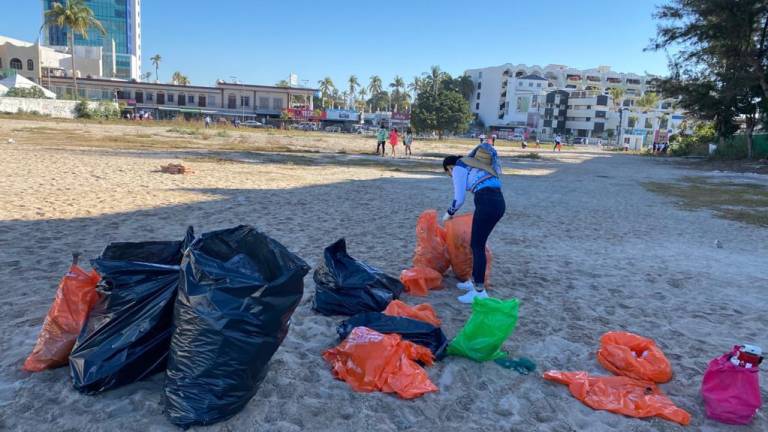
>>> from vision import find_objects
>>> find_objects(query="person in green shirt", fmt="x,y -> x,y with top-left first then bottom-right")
376,125 -> 388,156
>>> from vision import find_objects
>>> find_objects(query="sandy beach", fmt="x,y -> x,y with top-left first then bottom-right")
0,118 -> 766,431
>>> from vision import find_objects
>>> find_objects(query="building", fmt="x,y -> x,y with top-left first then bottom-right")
1,35 -> 103,85
466,62 -> 684,147
43,0 -> 141,80
46,76 -> 317,120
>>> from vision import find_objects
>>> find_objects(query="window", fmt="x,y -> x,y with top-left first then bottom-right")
168,94 -> 175,103
518,81 -> 522,86
241,96 -> 250,107
188,95 -> 194,104
537,83 -> 542,88
135,91 -> 144,103
146,93 -> 153,101
475,102 -> 480,110
178,94 -> 186,106
644,118 -> 653,129
198,95 -> 206,107
10,58 -> 22,70
27,59 -> 34,71
587,105 -> 592,109
157,92 -> 165,104
228,94 -> 237,109
259,97 -> 269,109
476,92 -> 481,100
528,82 -> 533,87
477,82 -> 482,90
272,97 -> 283,110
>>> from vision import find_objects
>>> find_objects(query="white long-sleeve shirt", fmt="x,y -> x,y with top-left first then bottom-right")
447,163 -> 501,215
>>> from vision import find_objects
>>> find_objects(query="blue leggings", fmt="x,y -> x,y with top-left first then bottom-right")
471,187 -> 506,285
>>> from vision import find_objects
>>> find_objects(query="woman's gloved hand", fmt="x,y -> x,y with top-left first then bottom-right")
441,212 -> 453,223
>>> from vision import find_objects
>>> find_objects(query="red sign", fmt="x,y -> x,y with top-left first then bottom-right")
286,108 -> 325,120
391,112 -> 411,121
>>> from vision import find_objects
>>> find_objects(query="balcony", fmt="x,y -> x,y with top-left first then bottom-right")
586,76 -> 602,83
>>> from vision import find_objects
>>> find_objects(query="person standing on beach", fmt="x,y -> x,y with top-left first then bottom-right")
441,142 -> 505,304
376,125 -> 387,156
389,128 -> 399,157
554,134 -> 562,152
403,127 -> 414,157
204,116 -> 212,128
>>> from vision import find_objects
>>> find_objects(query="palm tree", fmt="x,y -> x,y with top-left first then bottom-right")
426,65 -> 442,96
150,54 -> 162,82
358,87 -> 368,113
317,76 -> 335,109
44,0 -> 106,96
408,76 -> 422,98
348,75 -> 359,106
171,71 -> 189,86
368,75 -> 383,96
141,71 -> 152,81
275,79 -> 290,88
389,75 -> 405,111
636,92 -> 659,112
609,87 -> 625,145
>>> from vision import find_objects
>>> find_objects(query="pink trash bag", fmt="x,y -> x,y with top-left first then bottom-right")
701,346 -> 762,425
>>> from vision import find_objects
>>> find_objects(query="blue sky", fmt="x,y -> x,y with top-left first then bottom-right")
2,0 -> 669,89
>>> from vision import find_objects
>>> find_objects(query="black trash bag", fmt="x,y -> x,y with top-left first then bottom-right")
312,238 -> 404,316
164,225 -> 309,429
69,227 -> 194,394
337,312 -> 449,360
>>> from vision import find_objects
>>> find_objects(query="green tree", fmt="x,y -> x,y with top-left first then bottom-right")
275,79 -> 290,88
649,0 -> 768,158
609,87 -> 626,145
348,75 -> 359,107
317,76 -> 335,108
5,87 -> 50,99
150,54 -> 162,81
44,0 -> 106,95
425,65 -> 442,96
357,87 -> 368,112
389,75 -> 406,111
411,90 -> 472,138
171,71 -> 190,85
368,75 -> 383,96
368,90 -> 390,112
408,76 -> 422,99
636,92 -> 659,112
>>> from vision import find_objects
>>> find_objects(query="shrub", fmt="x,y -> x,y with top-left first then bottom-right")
4,87 -> 50,99
74,100 -> 93,119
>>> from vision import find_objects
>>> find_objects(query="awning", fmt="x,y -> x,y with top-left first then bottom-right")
179,108 -> 201,114
158,106 -> 180,111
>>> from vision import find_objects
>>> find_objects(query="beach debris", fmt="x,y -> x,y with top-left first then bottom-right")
7,138 -> 15,144
23,253 -> 100,372
446,214 -> 493,285
412,209 -> 450,274
158,163 -> 190,174
164,225 -> 309,428
400,267 -> 442,296
337,312 -> 448,359
312,238 -> 403,316
701,345 -> 762,425
597,331 -> 673,383
447,297 -> 519,362
383,299 -> 441,327
544,371 -> 691,425
70,227 -> 194,394
324,327 -> 438,399
494,356 -> 536,375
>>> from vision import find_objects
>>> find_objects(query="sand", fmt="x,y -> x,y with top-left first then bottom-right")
0,118 -> 766,431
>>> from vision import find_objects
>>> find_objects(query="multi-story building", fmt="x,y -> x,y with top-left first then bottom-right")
43,0 -> 141,80
1,35 -> 103,85
465,63 -> 683,147
46,76 -> 316,120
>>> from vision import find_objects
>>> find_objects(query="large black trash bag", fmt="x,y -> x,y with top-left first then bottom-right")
312,238 -> 404,316
337,312 -> 449,360
69,227 -> 194,394
164,225 -> 309,429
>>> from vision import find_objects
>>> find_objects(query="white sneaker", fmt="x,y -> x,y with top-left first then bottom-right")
458,289 -> 489,304
456,280 -> 474,291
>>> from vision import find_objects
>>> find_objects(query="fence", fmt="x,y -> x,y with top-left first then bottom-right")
0,97 -> 104,119
714,134 -> 768,159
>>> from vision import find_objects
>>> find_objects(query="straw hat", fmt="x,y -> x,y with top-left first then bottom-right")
462,146 -> 498,177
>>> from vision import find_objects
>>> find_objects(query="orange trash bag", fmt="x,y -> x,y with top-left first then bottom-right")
412,210 -> 450,274
543,371 -> 690,426
597,331 -> 672,383
399,267 -> 443,297
445,214 -> 492,284
323,326 -> 438,399
383,299 -> 442,327
23,254 -> 101,372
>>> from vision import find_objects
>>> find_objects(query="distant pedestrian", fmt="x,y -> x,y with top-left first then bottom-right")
490,134 -> 497,146
204,116 -> 212,128
389,128 -> 399,157
403,127 -> 414,157
554,134 -> 562,152
376,125 -> 387,156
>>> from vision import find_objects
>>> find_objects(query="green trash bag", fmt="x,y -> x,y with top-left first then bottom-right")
447,297 -> 519,362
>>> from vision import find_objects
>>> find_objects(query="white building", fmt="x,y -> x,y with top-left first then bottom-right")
465,63 -> 684,147
1,35 -> 103,85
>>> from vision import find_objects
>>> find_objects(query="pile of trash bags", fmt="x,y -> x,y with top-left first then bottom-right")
544,331 -> 691,426
24,225 -> 308,429
701,346 -> 762,425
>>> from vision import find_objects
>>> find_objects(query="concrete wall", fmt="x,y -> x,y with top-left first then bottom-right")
0,97 -> 105,119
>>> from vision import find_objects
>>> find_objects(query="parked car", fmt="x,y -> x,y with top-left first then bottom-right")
242,120 -> 264,128
325,126 -> 342,133
511,133 -> 524,141
572,137 -> 586,145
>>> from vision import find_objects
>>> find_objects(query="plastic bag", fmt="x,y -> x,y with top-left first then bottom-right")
383,299 -> 441,327
69,227 -> 193,394
596,331 -> 672,383
412,210 -> 450,274
337,312 -> 448,359
701,346 -> 762,425
313,239 -> 404,316
445,214 -> 492,284
447,297 -> 519,362
324,327 -> 438,399
399,267 -> 442,296
23,254 -> 101,372
164,225 -> 309,428
543,371 -> 691,426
